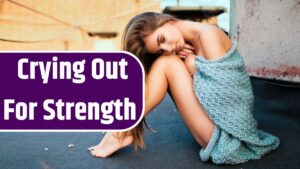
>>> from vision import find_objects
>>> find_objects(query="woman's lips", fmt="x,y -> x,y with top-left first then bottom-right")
171,42 -> 183,54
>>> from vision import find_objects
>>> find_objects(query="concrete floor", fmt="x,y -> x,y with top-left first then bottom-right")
0,77 -> 299,169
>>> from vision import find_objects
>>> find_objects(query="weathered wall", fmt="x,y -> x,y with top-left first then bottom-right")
230,0 -> 300,83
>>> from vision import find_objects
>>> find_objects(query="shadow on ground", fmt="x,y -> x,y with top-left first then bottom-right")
0,77 -> 299,169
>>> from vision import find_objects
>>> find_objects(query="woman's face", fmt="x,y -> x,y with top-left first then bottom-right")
143,22 -> 185,55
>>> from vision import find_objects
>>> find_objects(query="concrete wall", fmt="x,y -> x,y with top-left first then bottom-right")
230,0 -> 300,83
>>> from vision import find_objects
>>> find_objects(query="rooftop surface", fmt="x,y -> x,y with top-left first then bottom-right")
1,77 -> 299,169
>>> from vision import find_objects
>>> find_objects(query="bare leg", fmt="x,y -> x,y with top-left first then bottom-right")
163,55 -> 214,146
90,55 -> 215,157
88,54 -> 169,155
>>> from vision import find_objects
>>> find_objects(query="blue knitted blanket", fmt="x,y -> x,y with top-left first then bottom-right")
193,41 -> 280,164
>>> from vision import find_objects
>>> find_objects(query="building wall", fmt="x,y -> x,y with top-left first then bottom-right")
0,0 -> 160,50
230,0 -> 300,83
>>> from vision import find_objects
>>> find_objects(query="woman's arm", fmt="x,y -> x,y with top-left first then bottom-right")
184,54 -> 197,76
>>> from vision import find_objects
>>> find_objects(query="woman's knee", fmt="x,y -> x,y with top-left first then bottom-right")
150,55 -> 184,72
156,55 -> 188,69
149,55 -> 191,81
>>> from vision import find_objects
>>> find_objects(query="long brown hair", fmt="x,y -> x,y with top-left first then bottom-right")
121,12 -> 177,151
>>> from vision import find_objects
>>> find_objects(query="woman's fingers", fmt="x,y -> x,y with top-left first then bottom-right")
177,51 -> 187,57
183,43 -> 195,50
174,43 -> 195,59
184,48 -> 195,54
178,55 -> 186,59
177,48 -> 194,56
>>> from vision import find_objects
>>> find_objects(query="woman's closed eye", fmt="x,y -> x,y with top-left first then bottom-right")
159,35 -> 165,44
155,35 -> 165,55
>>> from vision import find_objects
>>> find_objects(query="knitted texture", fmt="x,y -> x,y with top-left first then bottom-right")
193,41 -> 280,164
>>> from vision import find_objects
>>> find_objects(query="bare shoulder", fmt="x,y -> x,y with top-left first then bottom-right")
199,25 -> 232,60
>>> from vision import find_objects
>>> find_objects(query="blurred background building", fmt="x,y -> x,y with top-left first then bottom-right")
0,0 -> 161,50
0,0 -> 229,51
0,0 -> 299,83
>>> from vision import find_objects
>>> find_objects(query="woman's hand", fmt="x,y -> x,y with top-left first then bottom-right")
177,43 -> 195,59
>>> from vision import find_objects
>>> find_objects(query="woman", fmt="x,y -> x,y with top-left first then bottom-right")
89,12 -> 280,164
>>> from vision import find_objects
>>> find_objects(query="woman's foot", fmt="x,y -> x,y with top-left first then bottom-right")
88,132 -> 132,151
88,133 -> 105,151
87,145 -> 99,151
89,132 -> 134,158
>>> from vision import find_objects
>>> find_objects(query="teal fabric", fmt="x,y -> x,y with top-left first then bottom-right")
193,41 -> 280,164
